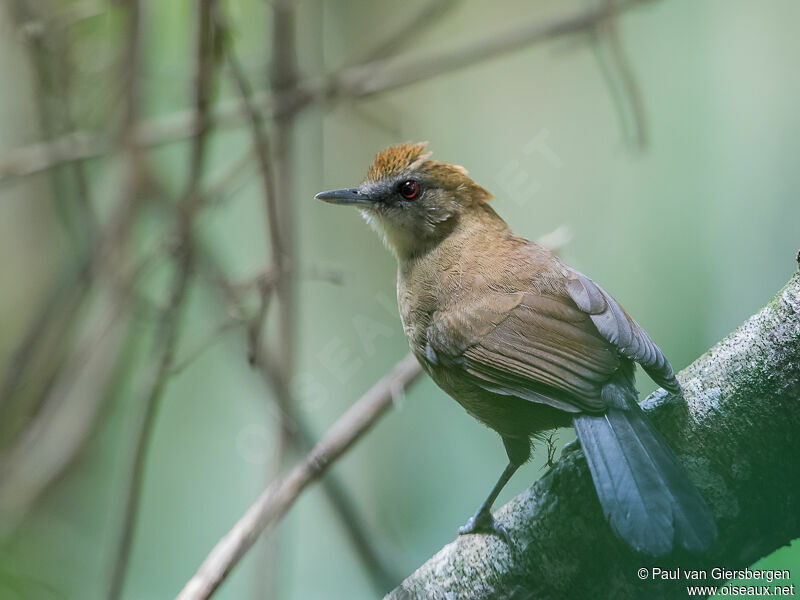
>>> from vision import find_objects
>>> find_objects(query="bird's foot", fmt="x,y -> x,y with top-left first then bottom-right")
458,509 -> 512,544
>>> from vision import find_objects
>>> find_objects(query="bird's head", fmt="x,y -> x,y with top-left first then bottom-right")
316,142 -> 492,259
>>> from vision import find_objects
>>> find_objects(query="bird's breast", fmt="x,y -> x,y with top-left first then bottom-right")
396,281 -> 434,357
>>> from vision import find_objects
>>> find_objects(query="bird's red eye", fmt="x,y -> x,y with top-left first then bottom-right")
398,180 -> 420,200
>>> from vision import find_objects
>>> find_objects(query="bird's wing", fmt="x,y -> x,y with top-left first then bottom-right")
425,290 -> 620,413
564,270 -> 680,393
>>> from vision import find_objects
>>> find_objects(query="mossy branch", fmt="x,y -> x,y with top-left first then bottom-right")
388,265 -> 800,600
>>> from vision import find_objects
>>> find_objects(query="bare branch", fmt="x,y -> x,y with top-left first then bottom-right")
0,206 -> 161,540
0,0 -> 152,521
176,353 -> 424,600
0,290 -> 130,541
106,2 -> 219,597
8,0 -> 98,247
246,271 -> 278,366
0,0 -> 100,424
267,0 -> 299,375
221,46 -> 283,263
189,222 -> 403,588
590,0 -> 649,149
192,237 -> 402,589
0,263 -> 90,423
170,314 -> 245,376
258,349 -> 405,592
350,0 -> 462,65
106,242 -> 195,600
0,0 -> 652,186
254,1 -> 301,595
322,0 -> 649,101
218,9 -> 285,375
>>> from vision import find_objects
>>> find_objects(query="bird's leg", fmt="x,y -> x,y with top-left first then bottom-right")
457,460 -> 520,542
459,436 -> 529,542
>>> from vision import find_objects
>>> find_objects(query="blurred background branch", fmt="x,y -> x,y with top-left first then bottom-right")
0,0 -> 649,186
0,0 -> 798,599
106,1 -> 219,598
177,353 -> 424,600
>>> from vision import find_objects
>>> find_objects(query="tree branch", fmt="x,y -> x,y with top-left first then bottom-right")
176,353 -> 424,600
319,0 -> 650,102
590,0 -> 649,150
349,0 -> 462,65
0,290 -> 131,541
191,241 -> 405,592
106,2 -> 218,597
387,266 -> 800,600
0,0 -> 652,186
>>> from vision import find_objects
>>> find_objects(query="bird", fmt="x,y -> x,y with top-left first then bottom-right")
315,141 -> 717,556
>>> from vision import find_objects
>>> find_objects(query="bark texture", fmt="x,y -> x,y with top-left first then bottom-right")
387,268 -> 800,600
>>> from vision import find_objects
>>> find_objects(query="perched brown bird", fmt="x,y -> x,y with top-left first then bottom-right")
316,142 -> 716,555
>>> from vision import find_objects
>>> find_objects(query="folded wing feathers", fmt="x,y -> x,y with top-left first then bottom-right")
428,291 -> 619,412
566,271 -> 679,392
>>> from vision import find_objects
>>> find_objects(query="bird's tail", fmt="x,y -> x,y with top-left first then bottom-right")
573,378 -> 717,556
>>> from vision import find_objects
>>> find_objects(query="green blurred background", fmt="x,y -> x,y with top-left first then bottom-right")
0,0 -> 798,598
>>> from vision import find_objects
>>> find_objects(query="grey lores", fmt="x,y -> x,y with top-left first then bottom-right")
316,142 -> 717,555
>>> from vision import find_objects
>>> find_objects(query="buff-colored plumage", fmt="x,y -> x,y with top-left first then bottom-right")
317,142 -> 716,556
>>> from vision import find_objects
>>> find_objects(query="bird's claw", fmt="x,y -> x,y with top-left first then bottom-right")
458,510 -> 512,544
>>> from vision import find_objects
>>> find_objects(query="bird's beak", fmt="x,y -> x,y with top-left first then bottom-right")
315,187 -> 375,208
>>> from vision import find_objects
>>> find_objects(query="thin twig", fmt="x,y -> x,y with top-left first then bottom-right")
176,353 -> 424,600
350,0 -> 462,64
188,234 -> 402,590
219,12 -> 285,370
202,145 -> 258,206
0,194 -> 178,531
106,2 -> 218,598
106,243 -> 195,600
9,0 -> 98,249
0,1 -> 99,429
229,1 -> 301,595
0,0 -> 652,186
0,0 -> 155,520
246,270 -> 278,366
590,0 -> 648,149
266,0 -> 298,377
0,263 -> 90,426
169,314 -> 245,376
0,288 -> 131,542
0,195 -> 160,537
542,431 -> 558,470
218,10 -> 293,591
324,0 -> 650,101
268,0 -> 300,591
0,193 -> 162,539
258,352 -> 404,591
